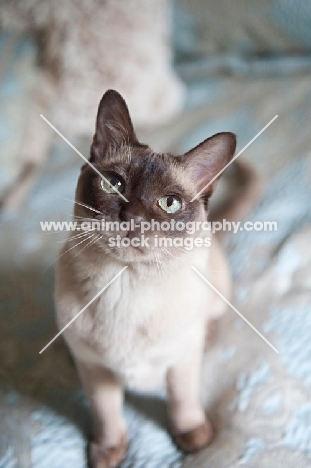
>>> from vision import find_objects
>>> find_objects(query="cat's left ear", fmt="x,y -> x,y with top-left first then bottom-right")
183,132 -> 236,197
90,89 -> 138,161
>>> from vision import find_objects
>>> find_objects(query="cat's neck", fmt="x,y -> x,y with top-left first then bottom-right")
66,233 -> 211,282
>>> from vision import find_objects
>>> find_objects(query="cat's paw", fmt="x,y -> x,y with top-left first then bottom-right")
89,435 -> 128,468
172,419 -> 214,453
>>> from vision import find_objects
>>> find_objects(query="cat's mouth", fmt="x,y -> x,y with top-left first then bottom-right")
100,230 -> 164,262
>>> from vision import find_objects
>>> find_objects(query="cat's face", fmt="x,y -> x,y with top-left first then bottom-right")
74,90 -> 236,263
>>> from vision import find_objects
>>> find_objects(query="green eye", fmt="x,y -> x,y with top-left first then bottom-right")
100,173 -> 125,194
158,195 -> 182,214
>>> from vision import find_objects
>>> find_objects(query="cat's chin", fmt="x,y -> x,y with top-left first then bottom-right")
104,246 -> 165,264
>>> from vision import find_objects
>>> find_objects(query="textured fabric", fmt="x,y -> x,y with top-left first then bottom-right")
0,34 -> 37,198
176,0 -> 311,57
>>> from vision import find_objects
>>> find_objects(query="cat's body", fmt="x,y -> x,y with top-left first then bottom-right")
55,90 -> 252,467
56,234 -> 229,391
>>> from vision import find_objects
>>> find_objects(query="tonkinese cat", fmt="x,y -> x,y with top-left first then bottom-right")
55,90 -> 251,468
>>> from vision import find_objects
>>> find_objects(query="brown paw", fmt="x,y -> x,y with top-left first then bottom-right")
173,420 -> 214,453
90,434 -> 128,468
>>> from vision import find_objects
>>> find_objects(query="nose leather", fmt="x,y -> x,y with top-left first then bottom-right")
122,210 -> 145,226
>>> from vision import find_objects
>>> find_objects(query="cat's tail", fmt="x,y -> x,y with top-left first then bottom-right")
210,159 -> 263,237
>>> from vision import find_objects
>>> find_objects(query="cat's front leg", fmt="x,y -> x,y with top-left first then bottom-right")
166,336 -> 213,453
75,359 -> 128,468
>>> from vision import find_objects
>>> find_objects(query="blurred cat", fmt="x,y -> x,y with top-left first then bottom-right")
0,0 -> 184,208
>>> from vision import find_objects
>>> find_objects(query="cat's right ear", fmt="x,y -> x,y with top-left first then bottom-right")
183,132 -> 236,198
90,90 -> 138,161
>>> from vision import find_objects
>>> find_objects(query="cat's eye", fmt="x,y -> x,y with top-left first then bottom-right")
100,173 -> 125,194
158,195 -> 182,214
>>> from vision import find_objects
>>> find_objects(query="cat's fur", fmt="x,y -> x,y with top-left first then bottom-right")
55,90 -> 237,468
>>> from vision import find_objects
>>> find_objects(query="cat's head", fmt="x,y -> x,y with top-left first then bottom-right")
74,90 -> 236,263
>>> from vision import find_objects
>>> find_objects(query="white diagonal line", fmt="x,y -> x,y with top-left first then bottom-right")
190,115 -> 278,202
39,266 -> 128,354
191,266 -> 279,353
40,114 -> 129,203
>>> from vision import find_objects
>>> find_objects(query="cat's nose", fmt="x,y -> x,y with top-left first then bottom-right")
122,211 -> 144,226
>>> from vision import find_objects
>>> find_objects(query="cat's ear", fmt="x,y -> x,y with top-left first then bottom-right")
183,132 -> 236,197
90,90 -> 138,161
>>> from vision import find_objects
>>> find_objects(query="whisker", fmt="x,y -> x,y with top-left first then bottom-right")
39,217 -> 96,235
64,234 -> 102,268
72,215 -> 98,221
126,145 -> 132,163
161,248 -> 175,259
152,251 -> 159,274
42,234 -> 94,273
42,228 -> 89,236
59,212 -> 96,221
175,246 -> 187,253
61,197 -> 102,215
158,251 -> 166,279
154,250 -> 166,280
93,235 -> 103,247
162,248 -> 185,273
53,229 -> 97,244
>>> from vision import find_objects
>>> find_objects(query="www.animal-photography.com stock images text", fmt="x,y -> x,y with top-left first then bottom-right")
1,2 -> 311,468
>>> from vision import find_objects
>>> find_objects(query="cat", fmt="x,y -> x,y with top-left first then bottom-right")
55,89 -> 251,468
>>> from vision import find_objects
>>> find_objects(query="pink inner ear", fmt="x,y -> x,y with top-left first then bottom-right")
184,132 -> 236,195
